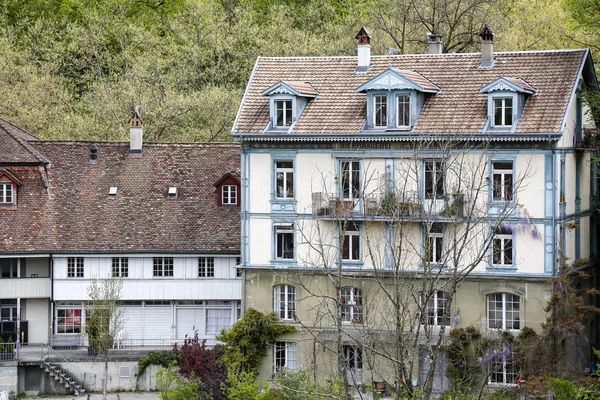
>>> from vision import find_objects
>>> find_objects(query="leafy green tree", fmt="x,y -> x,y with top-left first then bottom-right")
156,360 -> 203,400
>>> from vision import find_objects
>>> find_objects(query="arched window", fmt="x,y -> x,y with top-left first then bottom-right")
273,285 -> 296,320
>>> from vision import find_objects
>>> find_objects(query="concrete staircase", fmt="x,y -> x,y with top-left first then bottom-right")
39,345 -> 87,396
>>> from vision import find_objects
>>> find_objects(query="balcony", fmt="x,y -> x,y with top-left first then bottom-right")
311,192 -> 465,221
0,277 -> 51,299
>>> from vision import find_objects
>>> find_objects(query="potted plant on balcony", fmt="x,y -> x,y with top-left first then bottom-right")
380,191 -> 397,216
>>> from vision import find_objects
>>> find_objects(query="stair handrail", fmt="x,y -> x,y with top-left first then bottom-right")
40,344 -> 86,389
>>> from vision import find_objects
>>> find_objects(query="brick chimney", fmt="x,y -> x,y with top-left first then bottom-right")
129,107 -> 143,154
355,27 -> 371,73
427,33 -> 443,54
479,24 -> 494,68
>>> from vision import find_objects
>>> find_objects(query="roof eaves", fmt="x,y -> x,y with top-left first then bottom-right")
236,132 -> 561,142
232,57 -> 261,135
559,49 -> 588,134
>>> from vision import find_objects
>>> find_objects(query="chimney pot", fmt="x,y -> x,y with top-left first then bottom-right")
88,144 -> 98,162
355,26 -> 371,73
478,24 -> 494,67
129,108 -> 143,154
426,33 -> 443,54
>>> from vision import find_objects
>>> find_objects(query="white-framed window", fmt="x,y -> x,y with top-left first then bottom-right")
153,257 -> 174,277
56,307 -> 83,334
489,354 -> 517,385
342,223 -> 360,261
67,257 -> 84,278
492,226 -> 513,267
275,161 -> 294,199
427,223 -> 444,264
374,95 -> 388,127
222,185 -> 237,205
275,100 -> 293,127
340,287 -> 362,323
0,183 -> 14,204
421,290 -> 450,327
274,284 -> 296,320
112,257 -> 128,278
341,161 -> 360,200
424,160 -> 444,199
493,98 -> 513,127
274,341 -> 297,372
0,299 -> 18,321
275,224 -> 294,260
487,293 -> 520,330
396,94 -> 411,127
344,345 -> 362,370
205,308 -> 231,334
492,161 -> 513,201
198,257 -> 215,278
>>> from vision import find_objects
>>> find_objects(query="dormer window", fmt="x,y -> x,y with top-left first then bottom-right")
276,100 -> 293,127
214,172 -> 241,207
356,68 -> 439,131
262,81 -> 319,132
0,170 -> 21,207
480,77 -> 536,131
0,183 -> 13,204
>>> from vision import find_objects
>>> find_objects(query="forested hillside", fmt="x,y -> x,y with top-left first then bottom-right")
0,0 -> 597,142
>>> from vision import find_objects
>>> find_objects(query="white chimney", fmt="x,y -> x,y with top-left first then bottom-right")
355,27 -> 371,73
479,24 -> 494,68
427,33 -> 443,54
129,107 -> 143,154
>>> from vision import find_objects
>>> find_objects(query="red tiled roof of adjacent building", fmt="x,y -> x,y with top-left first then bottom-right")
0,118 -> 48,164
233,50 -> 586,135
1,140 -> 240,254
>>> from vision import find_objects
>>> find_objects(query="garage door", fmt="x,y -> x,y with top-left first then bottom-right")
144,306 -> 172,340
120,306 -> 143,341
176,307 -> 204,340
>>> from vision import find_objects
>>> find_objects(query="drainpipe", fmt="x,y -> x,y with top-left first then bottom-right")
550,140 -> 557,277
240,138 -> 247,318
50,254 -> 54,344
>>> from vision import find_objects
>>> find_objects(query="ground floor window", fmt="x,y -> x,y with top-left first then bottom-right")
205,306 -> 232,334
274,341 -> 297,373
56,307 -> 83,334
489,354 -> 517,385
0,299 -> 18,321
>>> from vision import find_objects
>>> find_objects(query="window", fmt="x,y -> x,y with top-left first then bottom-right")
492,162 -> 513,201
275,224 -> 294,260
340,287 -> 362,323
275,100 -> 293,127
343,223 -> 360,261
421,291 -> 450,327
374,95 -> 387,127
427,223 -> 444,264
112,257 -> 128,278
0,183 -> 13,204
0,259 -> 17,278
67,257 -> 84,278
492,226 -> 513,267
489,354 -> 517,385
236,257 -> 242,277
206,308 -> 231,334
341,161 -> 360,200
396,94 -> 411,127
275,161 -> 294,199
493,98 -> 513,127
199,257 -> 215,278
274,285 -> 296,320
57,308 -> 82,334
274,342 -> 297,372
222,185 -> 237,205
487,293 -> 520,330
344,345 -> 362,370
425,161 -> 444,199
0,300 -> 17,321
153,257 -> 174,277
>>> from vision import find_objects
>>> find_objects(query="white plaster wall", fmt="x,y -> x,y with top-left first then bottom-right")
580,152 -> 591,211
362,158 -> 386,200
25,298 -> 49,343
249,218 -> 272,265
517,154 -> 546,218
295,152 -> 336,213
249,153 -> 271,214
565,154 -> 577,215
583,103 -> 596,129
394,158 -> 420,195
514,224 -> 545,274
559,95 -> 577,149
565,221 -> 577,262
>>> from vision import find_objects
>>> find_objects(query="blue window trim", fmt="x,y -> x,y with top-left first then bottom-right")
421,158 -> 445,201
487,224 -> 517,271
366,90 -> 417,130
420,222 -> 447,269
487,91 -> 518,131
268,94 -> 297,131
337,158 -> 363,209
488,156 -> 517,214
338,222 -> 364,267
272,220 -> 297,265
270,152 -> 298,212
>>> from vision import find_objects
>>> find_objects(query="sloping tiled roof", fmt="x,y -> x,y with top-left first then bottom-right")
391,68 -> 440,92
234,50 -> 586,135
1,141 -> 241,254
0,118 -> 48,164
285,81 -> 319,96
505,77 -> 536,93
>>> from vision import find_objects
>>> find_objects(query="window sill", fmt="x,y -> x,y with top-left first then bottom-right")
487,266 -> 516,272
272,259 -> 296,265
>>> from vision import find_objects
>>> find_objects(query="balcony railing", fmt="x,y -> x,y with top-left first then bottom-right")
311,192 -> 465,220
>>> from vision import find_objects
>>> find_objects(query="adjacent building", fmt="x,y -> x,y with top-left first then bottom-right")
232,27 -> 599,391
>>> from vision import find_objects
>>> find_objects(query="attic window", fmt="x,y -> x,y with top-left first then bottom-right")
480,77 -> 536,131
109,187 -> 118,196
168,187 -> 178,197
262,81 -> 319,132
276,100 -> 293,127
0,183 -> 14,204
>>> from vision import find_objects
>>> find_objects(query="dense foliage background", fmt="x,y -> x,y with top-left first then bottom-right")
0,0 -> 597,142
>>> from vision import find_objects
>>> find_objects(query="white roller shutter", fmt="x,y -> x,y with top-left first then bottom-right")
120,306 -> 143,341
176,307 -> 204,340
144,306 -> 173,340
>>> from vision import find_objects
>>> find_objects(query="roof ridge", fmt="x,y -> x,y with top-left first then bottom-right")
32,140 -> 240,146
